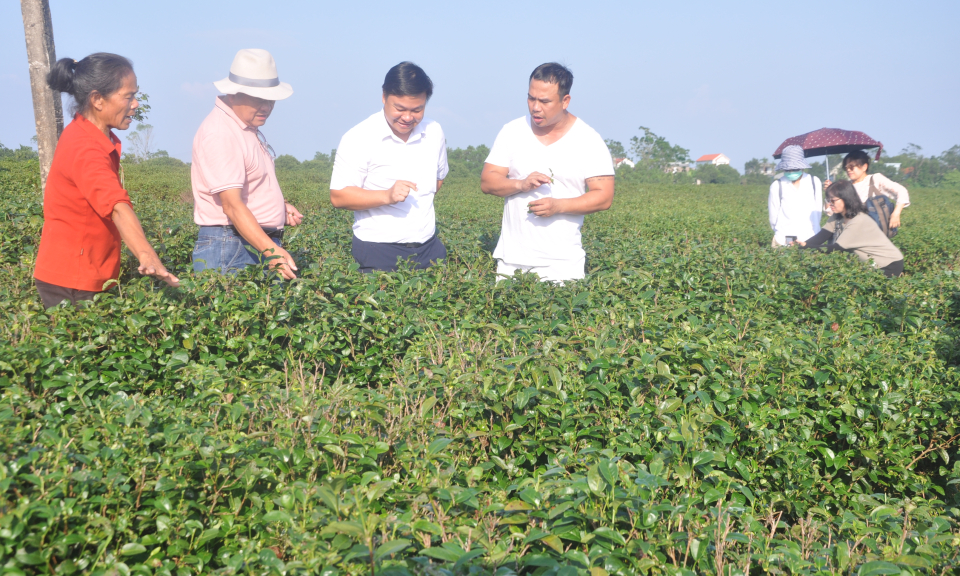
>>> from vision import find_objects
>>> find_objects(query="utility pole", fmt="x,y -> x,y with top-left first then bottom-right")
21,0 -> 63,193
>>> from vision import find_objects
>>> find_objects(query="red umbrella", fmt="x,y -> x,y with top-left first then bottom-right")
773,127 -> 883,180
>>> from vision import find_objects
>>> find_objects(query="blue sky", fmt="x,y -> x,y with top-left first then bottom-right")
2,0 -> 958,172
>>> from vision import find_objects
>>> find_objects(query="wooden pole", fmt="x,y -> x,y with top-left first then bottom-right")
21,0 -> 63,193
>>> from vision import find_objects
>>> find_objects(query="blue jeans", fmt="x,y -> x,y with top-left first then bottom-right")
192,226 -> 282,274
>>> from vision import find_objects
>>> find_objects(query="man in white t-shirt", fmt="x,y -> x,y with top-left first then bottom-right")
480,62 -> 615,282
330,62 -> 448,273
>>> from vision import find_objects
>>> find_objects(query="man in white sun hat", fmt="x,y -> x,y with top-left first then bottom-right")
768,144 -> 822,248
191,48 -> 303,279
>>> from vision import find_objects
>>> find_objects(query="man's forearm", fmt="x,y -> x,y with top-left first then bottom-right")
480,173 -> 522,198
330,186 -> 392,210
222,202 -> 276,252
556,189 -> 613,216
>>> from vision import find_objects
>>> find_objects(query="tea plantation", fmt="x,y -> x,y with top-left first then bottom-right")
1,157 -> 959,575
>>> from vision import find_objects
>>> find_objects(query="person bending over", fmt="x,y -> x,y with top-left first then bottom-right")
796,180 -> 904,277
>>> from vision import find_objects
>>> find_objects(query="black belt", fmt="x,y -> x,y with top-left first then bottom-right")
209,224 -> 284,241
392,234 -> 435,248
353,234 -> 434,248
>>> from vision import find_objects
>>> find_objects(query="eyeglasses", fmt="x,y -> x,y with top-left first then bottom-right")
256,130 -> 276,160
826,197 -> 842,205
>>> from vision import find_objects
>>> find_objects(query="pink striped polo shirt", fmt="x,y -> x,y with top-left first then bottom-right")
191,96 -> 285,227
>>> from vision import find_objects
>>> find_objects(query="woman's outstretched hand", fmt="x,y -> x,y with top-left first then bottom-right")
138,256 -> 180,287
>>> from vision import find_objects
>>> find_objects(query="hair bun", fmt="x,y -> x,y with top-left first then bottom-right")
46,57 -> 77,94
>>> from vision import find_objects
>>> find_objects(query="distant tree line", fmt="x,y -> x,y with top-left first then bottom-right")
744,144 -> 960,188
0,141 -> 39,161
604,127 -> 748,186
7,122 -> 959,190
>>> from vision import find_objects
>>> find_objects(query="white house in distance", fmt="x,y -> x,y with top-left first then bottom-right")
613,157 -> 635,169
695,153 -> 730,167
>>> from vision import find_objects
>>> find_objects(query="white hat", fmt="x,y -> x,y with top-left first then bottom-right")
214,49 -> 292,100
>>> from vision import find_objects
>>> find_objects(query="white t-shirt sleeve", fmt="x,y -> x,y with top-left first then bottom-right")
330,131 -> 365,190
484,124 -> 513,168
437,130 -> 449,180
581,132 -> 615,178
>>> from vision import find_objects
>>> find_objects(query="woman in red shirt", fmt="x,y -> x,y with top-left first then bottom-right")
34,53 -> 178,308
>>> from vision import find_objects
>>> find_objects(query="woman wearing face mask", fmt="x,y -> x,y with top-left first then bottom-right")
826,150 -> 909,232
33,53 -> 179,309
768,145 -> 823,247
797,180 -> 904,277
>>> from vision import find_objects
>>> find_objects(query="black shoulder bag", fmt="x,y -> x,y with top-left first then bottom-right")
865,175 -> 898,239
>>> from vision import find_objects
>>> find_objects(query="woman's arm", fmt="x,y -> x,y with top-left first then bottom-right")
111,203 -> 180,287
798,228 -> 833,248
875,173 -> 910,206
874,174 -> 909,227
821,243 -> 856,254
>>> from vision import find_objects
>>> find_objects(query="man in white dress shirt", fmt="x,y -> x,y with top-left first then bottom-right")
330,62 -> 448,273
480,62 -> 615,283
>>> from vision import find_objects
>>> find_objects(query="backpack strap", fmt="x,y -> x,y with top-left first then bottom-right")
867,174 -> 877,198
778,179 -> 783,203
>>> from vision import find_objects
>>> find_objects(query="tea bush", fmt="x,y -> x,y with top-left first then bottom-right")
1,157 -> 959,575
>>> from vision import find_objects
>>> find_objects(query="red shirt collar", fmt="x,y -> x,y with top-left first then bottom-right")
73,113 -> 123,156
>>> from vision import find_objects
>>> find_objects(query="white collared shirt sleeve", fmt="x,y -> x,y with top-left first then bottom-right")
330,131 -> 366,190
437,131 -> 449,181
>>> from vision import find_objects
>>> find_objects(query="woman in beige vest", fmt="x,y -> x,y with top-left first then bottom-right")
795,181 -> 904,277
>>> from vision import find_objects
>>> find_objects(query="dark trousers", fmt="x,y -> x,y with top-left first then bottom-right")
35,278 -> 99,309
351,234 -> 446,273
881,259 -> 904,278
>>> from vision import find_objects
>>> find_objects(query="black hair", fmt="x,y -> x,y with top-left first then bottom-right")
46,53 -> 134,115
382,62 -> 433,100
842,150 -> 871,170
826,180 -> 866,219
529,62 -> 573,98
